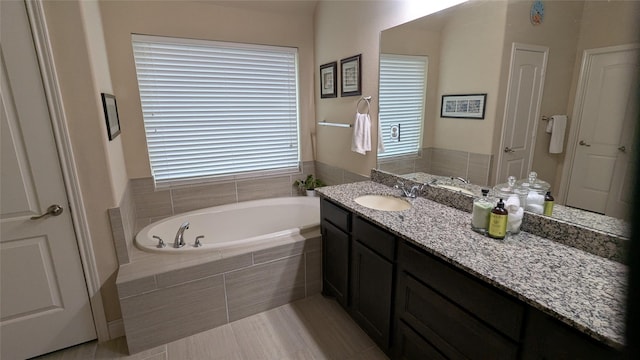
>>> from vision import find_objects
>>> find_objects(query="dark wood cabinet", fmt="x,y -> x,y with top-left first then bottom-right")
521,309 -> 620,360
321,199 -> 351,308
319,198 -> 621,359
350,217 -> 395,352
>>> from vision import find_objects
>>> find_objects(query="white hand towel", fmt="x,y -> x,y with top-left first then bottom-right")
549,115 -> 567,154
351,112 -> 371,155
545,118 -> 553,133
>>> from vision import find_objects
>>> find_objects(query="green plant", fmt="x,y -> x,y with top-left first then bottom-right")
294,174 -> 325,191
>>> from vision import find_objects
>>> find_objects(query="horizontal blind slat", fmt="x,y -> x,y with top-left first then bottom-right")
378,54 -> 427,159
132,35 -> 300,186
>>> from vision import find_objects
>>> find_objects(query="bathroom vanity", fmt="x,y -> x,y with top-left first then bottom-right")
318,180 -> 625,359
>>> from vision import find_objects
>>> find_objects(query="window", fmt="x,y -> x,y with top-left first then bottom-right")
132,35 -> 300,187
378,54 -> 427,159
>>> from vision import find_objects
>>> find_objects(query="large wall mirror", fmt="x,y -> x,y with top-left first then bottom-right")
376,0 -> 639,236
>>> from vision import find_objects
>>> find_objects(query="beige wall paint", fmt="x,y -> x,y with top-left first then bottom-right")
380,26 -> 441,148
42,0 -> 121,322
314,0 -> 468,177
99,1 -> 316,179
79,0 -> 129,202
435,0 -> 507,155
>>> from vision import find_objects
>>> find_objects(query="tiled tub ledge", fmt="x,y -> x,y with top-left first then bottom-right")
317,181 -> 626,349
116,230 -> 321,354
371,169 -> 629,263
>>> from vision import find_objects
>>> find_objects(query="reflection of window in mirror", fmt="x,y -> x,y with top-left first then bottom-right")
378,54 -> 427,159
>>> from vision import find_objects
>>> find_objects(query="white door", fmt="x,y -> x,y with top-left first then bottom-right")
0,1 -> 96,359
497,43 -> 548,183
566,45 -> 639,218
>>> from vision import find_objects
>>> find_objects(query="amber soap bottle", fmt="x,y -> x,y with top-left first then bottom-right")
488,198 -> 508,239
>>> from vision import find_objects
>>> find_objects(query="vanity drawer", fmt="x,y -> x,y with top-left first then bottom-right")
353,216 -> 395,260
399,241 -> 524,341
321,198 -> 351,233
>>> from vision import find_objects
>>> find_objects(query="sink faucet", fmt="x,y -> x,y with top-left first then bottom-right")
174,221 -> 189,248
395,181 -> 425,198
451,176 -> 469,184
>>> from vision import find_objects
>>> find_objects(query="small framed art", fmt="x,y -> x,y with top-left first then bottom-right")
440,94 -> 487,119
101,93 -> 121,140
340,54 -> 361,97
320,61 -> 337,98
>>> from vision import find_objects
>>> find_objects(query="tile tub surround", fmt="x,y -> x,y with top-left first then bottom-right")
371,169 -> 629,263
316,181 -> 626,349
116,232 -> 321,354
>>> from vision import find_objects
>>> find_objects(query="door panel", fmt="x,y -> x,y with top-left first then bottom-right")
567,46 -> 639,217
0,1 -> 96,359
498,44 -> 548,183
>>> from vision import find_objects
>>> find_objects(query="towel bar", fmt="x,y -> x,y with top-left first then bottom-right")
318,121 -> 352,128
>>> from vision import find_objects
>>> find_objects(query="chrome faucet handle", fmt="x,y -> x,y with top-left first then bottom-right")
153,236 -> 166,248
194,235 -> 204,248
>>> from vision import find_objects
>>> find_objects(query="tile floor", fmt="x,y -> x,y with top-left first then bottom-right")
33,294 -> 388,360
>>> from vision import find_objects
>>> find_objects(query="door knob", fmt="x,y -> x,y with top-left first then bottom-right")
579,140 -> 591,147
30,204 -> 64,220
618,145 -> 627,153
504,147 -> 515,153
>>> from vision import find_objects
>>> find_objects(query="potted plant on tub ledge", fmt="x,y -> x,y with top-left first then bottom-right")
294,174 -> 325,197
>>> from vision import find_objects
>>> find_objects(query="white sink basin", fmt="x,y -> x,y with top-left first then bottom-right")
354,195 -> 411,211
437,184 -> 474,196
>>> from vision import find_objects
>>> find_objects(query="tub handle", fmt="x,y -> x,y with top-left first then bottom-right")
153,236 -> 166,248
194,235 -> 204,248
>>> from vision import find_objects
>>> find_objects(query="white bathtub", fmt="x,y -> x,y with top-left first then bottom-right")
135,196 -> 320,253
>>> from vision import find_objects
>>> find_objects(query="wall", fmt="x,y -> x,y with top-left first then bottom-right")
99,1 -> 316,179
314,0 -> 468,177
435,0 -> 507,155
42,0 -> 124,324
495,0 -> 584,189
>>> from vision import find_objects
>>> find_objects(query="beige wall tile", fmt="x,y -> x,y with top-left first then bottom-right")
343,170 -> 369,183
468,152 -> 492,186
430,148 -> 469,178
155,253 -> 252,289
226,255 -> 305,322
315,162 -> 344,186
121,275 -> 227,354
305,250 -> 322,296
132,178 -> 173,220
377,158 -> 415,175
236,175 -> 292,202
171,182 -> 237,214
108,207 -> 130,265
117,275 -> 157,299
253,236 -> 320,264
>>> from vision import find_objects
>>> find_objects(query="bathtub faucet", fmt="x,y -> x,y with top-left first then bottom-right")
174,221 -> 189,248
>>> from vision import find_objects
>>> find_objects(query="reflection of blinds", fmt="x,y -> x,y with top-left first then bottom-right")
132,35 -> 300,188
378,54 -> 427,159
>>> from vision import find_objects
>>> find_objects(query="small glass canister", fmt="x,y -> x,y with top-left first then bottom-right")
471,189 -> 493,234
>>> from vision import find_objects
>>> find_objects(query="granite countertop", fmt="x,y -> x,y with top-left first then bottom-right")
317,181 -> 627,349
401,171 -> 630,240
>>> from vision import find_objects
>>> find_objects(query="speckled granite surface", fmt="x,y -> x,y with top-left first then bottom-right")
375,170 -> 629,263
317,181 -> 626,349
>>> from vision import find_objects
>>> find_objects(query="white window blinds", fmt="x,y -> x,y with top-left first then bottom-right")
132,35 -> 300,187
378,54 -> 427,159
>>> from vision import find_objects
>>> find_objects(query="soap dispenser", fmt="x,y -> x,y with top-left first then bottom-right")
488,198 -> 508,240
471,189 -> 492,234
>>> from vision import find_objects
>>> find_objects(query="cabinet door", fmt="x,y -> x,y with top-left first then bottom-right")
395,271 -> 518,360
395,320 -> 447,360
322,221 -> 350,307
350,240 -> 394,352
522,309 -> 621,359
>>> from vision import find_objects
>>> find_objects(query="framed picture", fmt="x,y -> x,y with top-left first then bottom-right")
320,61 -> 337,98
440,94 -> 487,119
101,93 -> 121,140
340,54 -> 361,97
